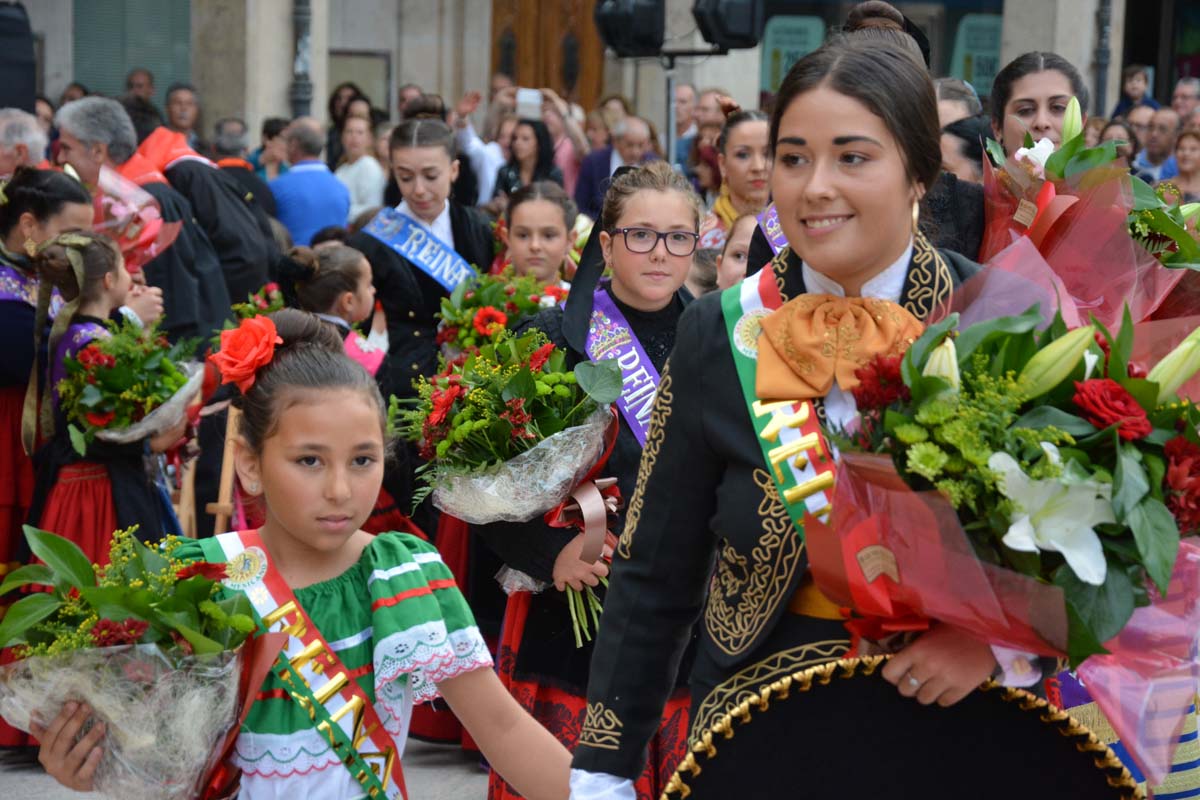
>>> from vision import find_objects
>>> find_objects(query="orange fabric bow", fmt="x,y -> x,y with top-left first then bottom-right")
756,294 -> 924,401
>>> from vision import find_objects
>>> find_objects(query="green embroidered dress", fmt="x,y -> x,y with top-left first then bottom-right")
176,531 -> 492,799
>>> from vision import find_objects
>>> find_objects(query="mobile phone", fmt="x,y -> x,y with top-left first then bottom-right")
516,88 -> 544,120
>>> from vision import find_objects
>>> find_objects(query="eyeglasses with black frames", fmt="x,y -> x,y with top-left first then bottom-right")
610,227 -> 700,257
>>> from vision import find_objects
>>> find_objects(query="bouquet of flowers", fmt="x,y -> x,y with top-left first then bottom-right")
981,98 -> 1194,325
231,282 -> 285,321
57,318 -> 202,456
0,526 -> 280,800
810,306 -> 1200,784
394,330 -> 621,644
436,269 -> 568,355
94,165 -> 181,273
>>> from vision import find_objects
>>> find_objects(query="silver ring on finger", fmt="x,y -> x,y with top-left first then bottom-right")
906,674 -> 921,689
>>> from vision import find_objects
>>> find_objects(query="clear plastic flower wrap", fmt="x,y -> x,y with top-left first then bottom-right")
96,362 -> 203,444
430,407 -> 612,523
0,643 -> 241,800
496,565 -> 548,595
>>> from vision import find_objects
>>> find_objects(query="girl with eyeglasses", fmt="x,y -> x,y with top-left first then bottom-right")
478,159 -> 700,800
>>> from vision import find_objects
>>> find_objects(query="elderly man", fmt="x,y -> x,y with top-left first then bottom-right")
165,82 -> 207,153
574,115 -> 655,219
1134,107 -> 1181,182
0,108 -> 47,176
125,68 -> 155,102
54,96 -> 231,345
213,117 -> 276,217
270,117 -> 350,246
1173,78 -> 1200,123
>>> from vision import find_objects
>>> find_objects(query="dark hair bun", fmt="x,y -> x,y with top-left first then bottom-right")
271,308 -> 344,354
845,0 -> 905,30
32,243 -> 79,299
285,246 -> 321,281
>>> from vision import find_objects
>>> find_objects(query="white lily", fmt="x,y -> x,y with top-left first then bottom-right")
1014,137 -> 1056,179
988,446 -> 1115,585
1061,97 -> 1084,144
922,338 -> 961,390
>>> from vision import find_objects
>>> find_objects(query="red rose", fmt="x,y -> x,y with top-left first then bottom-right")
505,300 -> 518,313
263,282 -> 280,294
851,354 -> 909,410
529,342 -> 556,372
505,285 -> 517,296
77,344 -> 108,371
209,316 -> 283,393
1165,437 -> 1200,534
1072,379 -> 1152,441
472,307 -> 508,337
528,294 -> 542,304
428,383 -> 464,426
85,410 -> 116,428
176,562 -> 229,581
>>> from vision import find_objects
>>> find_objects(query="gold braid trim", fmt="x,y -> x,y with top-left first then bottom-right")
663,656 -> 1144,800
902,231 -> 955,321
617,367 -> 672,559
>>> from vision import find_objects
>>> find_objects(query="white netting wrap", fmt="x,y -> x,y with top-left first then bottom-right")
496,566 -> 547,595
0,644 -> 241,800
96,362 -> 204,444
430,408 -> 612,524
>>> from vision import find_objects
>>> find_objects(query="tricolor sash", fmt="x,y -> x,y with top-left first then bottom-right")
756,203 -> 787,256
200,531 -> 408,800
586,286 -> 661,446
363,207 -> 475,293
721,265 -> 837,536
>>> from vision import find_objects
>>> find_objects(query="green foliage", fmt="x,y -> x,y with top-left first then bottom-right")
436,268 -> 565,351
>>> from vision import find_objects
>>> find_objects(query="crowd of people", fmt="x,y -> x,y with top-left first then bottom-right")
0,1 -> 1199,798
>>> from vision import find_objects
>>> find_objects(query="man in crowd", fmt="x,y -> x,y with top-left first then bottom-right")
575,115 -> 655,219
0,108 -> 47,176
165,82 -> 207,153
1173,78 -> 1200,125
695,88 -> 729,129
120,96 -> 274,302
54,96 -> 231,345
673,83 -> 697,172
270,116 -> 349,246
213,116 -> 276,217
125,68 -> 155,102
398,83 -> 423,116
1135,107 -> 1181,182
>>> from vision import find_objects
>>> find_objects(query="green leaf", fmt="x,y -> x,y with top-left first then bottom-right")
1011,407 -> 1097,437
1112,443 -> 1150,521
68,424 -> 87,457
1127,497 -> 1180,596
1116,377 -> 1159,412
1109,306 -> 1135,382
79,383 -> 103,408
1044,134 -> 1084,181
1062,602 -> 1111,667
1064,140 -> 1120,179
985,137 -> 1006,167
1144,452 -> 1166,501
1023,130 -> 1035,149
0,593 -> 63,647
0,564 -> 54,597
1055,561 -> 1134,653
954,306 -> 1042,366
501,367 -> 536,402
77,586 -> 142,621
164,620 -> 224,655
574,359 -> 623,406
1131,175 -> 1165,211
23,525 -> 96,590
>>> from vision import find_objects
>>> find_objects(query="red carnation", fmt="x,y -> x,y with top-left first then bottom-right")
209,315 -> 283,393
428,383 -> 464,426
529,342 -> 556,372
544,285 -> 568,301
91,618 -> 149,647
176,562 -> 228,581
472,306 -> 508,337
500,397 -> 536,440
85,410 -> 116,428
435,325 -> 460,346
851,354 -> 909,411
1072,379 -> 1152,441
1165,437 -> 1200,534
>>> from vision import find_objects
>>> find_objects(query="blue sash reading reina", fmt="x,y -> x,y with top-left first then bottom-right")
363,207 -> 475,293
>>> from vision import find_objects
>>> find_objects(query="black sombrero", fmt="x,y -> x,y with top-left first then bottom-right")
664,656 -> 1141,799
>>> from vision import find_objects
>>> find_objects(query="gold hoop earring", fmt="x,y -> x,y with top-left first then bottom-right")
23,238 -> 37,258
911,201 -> 921,237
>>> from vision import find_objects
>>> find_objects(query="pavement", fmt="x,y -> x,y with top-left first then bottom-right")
0,738 -> 489,798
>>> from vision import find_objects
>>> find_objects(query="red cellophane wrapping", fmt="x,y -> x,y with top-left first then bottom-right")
805,452 -> 1200,785
980,160 -> 1183,328
94,165 -> 182,273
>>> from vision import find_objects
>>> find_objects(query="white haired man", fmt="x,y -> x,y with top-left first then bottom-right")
0,108 -> 47,177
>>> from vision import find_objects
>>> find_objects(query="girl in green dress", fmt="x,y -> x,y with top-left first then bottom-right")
33,309 -> 571,800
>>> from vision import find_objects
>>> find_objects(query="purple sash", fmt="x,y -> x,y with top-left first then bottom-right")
585,289 -> 660,447
757,203 -> 788,255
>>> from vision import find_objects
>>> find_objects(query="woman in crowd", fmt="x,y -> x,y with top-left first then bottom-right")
335,113 -> 388,222
493,119 -> 564,199
569,40 -> 1012,799
506,181 -> 576,287
584,110 -> 611,152
543,87 -> 589,196
482,160 -> 699,800
325,81 -> 365,170
250,117 -> 290,181
698,109 -> 771,252
940,114 -> 990,184
990,51 -> 1089,159
1171,128 -> 1200,202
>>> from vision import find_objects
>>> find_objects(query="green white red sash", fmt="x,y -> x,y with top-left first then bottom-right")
721,265 -> 837,536
200,530 -> 408,800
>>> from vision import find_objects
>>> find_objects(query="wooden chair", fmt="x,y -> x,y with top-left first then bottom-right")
205,408 -> 241,537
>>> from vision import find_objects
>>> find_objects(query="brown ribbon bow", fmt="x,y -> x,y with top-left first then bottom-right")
755,294 -> 924,401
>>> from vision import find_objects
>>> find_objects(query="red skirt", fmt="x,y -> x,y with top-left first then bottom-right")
362,487 -> 428,540
487,591 -> 691,800
0,386 -> 34,563
408,513 -> 482,750
35,462 -> 119,564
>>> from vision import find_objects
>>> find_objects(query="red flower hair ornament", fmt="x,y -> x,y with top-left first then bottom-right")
209,316 -> 283,393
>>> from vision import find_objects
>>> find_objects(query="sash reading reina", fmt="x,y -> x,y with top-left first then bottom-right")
199,530 -> 409,800
363,207 -> 475,293
721,262 -> 838,534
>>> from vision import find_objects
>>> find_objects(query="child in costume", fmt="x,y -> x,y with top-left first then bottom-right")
33,309 -> 571,799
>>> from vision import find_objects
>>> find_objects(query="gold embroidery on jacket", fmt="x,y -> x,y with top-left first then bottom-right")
688,638 -> 850,746
903,232 -> 954,320
618,368 -> 673,560
704,469 -> 805,656
578,702 -> 624,751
